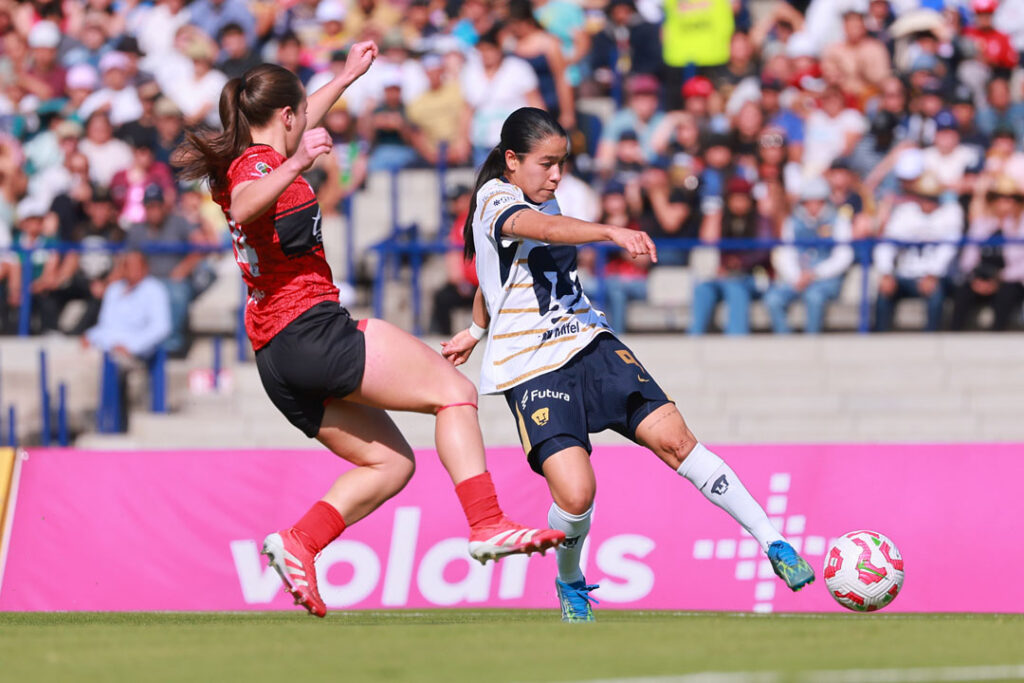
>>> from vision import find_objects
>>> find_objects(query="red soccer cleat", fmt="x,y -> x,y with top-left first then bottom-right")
261,529 -> 327,618
468,517 -> 565,564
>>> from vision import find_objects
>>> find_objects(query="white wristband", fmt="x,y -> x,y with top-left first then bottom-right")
468,322 -> 487,340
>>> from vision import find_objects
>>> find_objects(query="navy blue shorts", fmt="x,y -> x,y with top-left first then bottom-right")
502,333 -> 673,474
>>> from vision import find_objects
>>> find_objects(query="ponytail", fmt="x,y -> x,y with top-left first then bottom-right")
462,107 -> 567,261
172,64 -> 304,195
464,146 -> 509,260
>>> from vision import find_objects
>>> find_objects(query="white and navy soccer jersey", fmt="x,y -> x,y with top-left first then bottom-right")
472,177 -> 612,394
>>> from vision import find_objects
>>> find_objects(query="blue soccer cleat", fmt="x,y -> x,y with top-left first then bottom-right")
768,540 -> 815,592
555,578 -> 600,622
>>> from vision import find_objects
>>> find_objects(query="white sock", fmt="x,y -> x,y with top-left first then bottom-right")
676,443 -> 785,552
547,503 -> 592,584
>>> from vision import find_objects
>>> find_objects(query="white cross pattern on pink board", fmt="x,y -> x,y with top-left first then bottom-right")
691,472 -> 833,613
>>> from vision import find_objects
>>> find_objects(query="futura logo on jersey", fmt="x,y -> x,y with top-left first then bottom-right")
520,388 -> 571,410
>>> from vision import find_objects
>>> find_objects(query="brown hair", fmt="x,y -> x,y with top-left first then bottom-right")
172,64 -> 304,195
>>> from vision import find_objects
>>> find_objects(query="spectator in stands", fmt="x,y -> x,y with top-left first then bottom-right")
176,35 -> 230,128
363,72 -> 419,171
826,158 -> 874,238
79,111 -> 133,189
821,0 -> 891,103
662,0 -> 734,108
40,186 -> 125,335
874,175 -> 963,332
61,13 -> 110,70
78,52 -> 144,128
215,22 -> 262,80
596,74 -> 664,173
534,0 -> 590,89
23,20 -> 66,103
152,97 -> 185,167
188,0 -> 257,50
127,185 -> 204,356
950,174 -> 1024,330
599,181 -> 650,333
84,248 -> 171,429
430,185 -> 477,335
709,31 -> 759,103
343,0 -> 403,44
12,196 -> 60,334
690,177 -> 773,335
976,76 -> 1024,141
61,63 -> 99,124
460,27 -> 542,166
764,177 -> 854,334
589,0 -> 662,89
110,130 -> 175,227
315,99 -> 369,213
922,110 -> 981,197
631,163 -> 701,267
49,151 -> 93,244
803,85 -> 868,178
759,76 -> 804,148
275,31 -> 316,86
135,0 -> 192,59
313,2 -> 351,69
506,0 -> 575,131
406,53 -> 468,166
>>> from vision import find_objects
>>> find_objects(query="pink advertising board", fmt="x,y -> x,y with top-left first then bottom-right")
1,444 -> 1021,613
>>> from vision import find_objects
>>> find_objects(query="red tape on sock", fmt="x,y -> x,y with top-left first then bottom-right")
436,402 -> 478,414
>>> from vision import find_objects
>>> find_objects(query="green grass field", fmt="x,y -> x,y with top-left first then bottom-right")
2,611 -> 1022,682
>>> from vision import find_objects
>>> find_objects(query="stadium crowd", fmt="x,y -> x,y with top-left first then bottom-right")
2,0 -> 1024,352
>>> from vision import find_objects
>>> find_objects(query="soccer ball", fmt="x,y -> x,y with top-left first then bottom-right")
823,530 -> 904,612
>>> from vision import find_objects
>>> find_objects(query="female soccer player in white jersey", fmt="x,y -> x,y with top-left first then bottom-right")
442,107 -> 815,622
174,48 -> 562,618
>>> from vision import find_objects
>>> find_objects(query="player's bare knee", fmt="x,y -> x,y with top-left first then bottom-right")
437,372 -> 478,409
558,487 -> 595,516
664,434 -> 698,468
383,451 -> 416,491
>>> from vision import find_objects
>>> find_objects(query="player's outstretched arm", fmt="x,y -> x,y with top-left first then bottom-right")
504,210 -> 658,262
306,41 -> 378,129
229,128 -> 332,224
441,288 -> 488,366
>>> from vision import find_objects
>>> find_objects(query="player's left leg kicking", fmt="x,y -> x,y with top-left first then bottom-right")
635,404 -> 815,592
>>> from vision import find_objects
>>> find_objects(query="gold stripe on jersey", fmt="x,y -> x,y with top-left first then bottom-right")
498,307 -> 541,314
493,328 -> 548,340
494,323 -> 597,366
505,283 -> 533,289
514,403 -> 532,453
514,258 -> 529,265
495,345 -> 589,390
495,334 -> 578,366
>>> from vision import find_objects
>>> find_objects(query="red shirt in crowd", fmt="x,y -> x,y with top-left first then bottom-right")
963,26 -> 1018,70
448,210 -> 479,288
216,144 -> 339,350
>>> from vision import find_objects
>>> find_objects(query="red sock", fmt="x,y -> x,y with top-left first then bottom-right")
292,501 -> 347,554
454,471 -> 504,529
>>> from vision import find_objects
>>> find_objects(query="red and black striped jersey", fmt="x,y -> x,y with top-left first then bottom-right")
215,144 -> 339,350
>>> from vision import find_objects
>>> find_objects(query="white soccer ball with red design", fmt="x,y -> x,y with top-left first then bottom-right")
823,530 -> 904,612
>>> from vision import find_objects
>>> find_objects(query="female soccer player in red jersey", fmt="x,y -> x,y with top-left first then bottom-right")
173,44 -> 562,618
442,107 -> 814,622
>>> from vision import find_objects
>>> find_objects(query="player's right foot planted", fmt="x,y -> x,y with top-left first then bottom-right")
556,578 -> 599,622
468,516 -> 565,564
262,529 -> 327,618
767,540 -> 815,592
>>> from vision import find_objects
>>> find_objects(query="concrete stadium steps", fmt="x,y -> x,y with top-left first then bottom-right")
71,332 -> 1024,449
0,336 -> 102,441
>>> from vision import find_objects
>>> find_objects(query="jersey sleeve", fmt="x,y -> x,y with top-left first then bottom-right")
477,180 -> 531,241
227,146 -> 281,194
